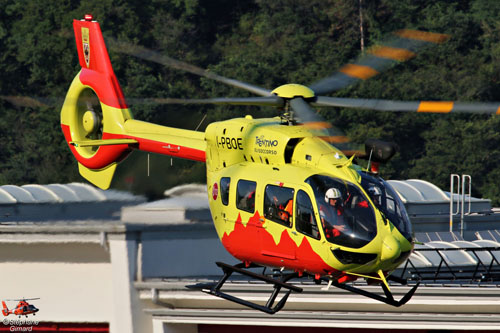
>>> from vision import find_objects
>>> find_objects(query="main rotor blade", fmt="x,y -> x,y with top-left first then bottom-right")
290,97 -> 363,153
1,95 -> 52,108
309,30 -> 449,96
290,97 -> 322,122
127,96 -> 284,107
2,95 -> 284,109
314,96 -> 500,114
106,38 -> 271,97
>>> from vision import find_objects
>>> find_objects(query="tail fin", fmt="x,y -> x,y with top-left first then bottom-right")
2,301 -> 9,316
60,14 -> 133,189
73,15 -> 128,109
61,15 -> 206,190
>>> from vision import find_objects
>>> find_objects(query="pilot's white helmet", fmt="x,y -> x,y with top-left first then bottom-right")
325,188 -> 341,203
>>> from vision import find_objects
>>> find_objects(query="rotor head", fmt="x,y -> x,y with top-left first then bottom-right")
271,84 -> 315,100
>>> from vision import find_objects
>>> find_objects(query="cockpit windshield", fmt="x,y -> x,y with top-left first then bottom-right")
359,172 -> 413,242
306,175 -> 377,249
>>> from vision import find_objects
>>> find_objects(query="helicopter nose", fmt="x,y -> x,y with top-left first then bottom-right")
380,235 -> 401,262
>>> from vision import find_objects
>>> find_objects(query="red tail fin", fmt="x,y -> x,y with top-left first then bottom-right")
2,301 -> 9,316
61,14 -> 134,189
72,14 -> 127,109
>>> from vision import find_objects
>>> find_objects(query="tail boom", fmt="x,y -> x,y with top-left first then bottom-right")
122,119 -> 206,162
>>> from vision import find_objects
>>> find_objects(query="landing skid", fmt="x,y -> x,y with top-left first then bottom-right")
187,262 -> 302,314
326,278 -> 420,307
187,262 -> 420,313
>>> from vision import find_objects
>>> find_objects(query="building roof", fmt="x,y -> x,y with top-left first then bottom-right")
388,179 -> 451,203
0,183 -> 143,204
121,184 -> 210,224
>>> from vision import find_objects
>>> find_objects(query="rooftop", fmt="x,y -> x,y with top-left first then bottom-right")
0,182 -> 142,204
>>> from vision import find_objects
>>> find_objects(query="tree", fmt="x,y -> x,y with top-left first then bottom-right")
1,0 -> 500,202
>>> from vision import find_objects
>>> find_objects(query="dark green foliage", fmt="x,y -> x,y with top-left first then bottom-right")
1,0 -> 500,202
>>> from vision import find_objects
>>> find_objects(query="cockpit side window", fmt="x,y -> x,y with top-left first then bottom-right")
306,174 -> 376,248
296,190 -> 321,240
264,185 -> 294,227
236,179 -> 256,213
384,183 -> 412,238
359,172 -> 413,242
220,177 -> 230,206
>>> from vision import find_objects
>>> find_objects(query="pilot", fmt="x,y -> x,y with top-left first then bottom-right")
320,188 -> 346,238
368,186 -> 382,207
325,188 -> 343,211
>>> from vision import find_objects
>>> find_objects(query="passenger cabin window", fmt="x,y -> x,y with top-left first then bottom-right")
296,190 -> 320,239
220,177 -> 230,206
264,185 -> 294,227
236,180 -> 256,213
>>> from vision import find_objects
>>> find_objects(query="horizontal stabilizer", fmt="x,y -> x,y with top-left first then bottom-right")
70,138 -> 138,147
78,162 -> 117,190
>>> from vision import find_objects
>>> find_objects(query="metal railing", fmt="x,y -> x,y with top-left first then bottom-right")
449,174 -> 471,237
397,247 -> 500,284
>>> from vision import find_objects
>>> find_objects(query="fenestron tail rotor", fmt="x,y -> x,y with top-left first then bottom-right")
80,89 -> 103,142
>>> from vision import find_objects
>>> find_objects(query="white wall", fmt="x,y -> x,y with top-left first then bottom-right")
0,242 -> 113,323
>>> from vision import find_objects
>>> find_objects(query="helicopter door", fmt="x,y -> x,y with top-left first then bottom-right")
261,184 -> 296,260
293,188 -> 328,271
295,189 -> 321,240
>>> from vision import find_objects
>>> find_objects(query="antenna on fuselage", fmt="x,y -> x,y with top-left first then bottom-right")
366,148 -> 373,171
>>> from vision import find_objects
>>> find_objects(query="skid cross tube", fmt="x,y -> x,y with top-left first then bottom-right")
188,262 -> 302,314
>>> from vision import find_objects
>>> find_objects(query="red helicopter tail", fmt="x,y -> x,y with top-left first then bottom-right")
60,14 -> 133,190
2,301 -> 10,316
61,14 -> 206,190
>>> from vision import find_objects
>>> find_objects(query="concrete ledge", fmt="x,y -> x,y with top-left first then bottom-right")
136,281 -> 500,330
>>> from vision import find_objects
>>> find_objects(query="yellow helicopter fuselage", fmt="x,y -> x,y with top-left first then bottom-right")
204,116 -> 413,278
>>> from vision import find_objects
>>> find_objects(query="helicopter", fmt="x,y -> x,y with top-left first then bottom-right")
2,298 -> 39,318
61,15 -> 500,314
